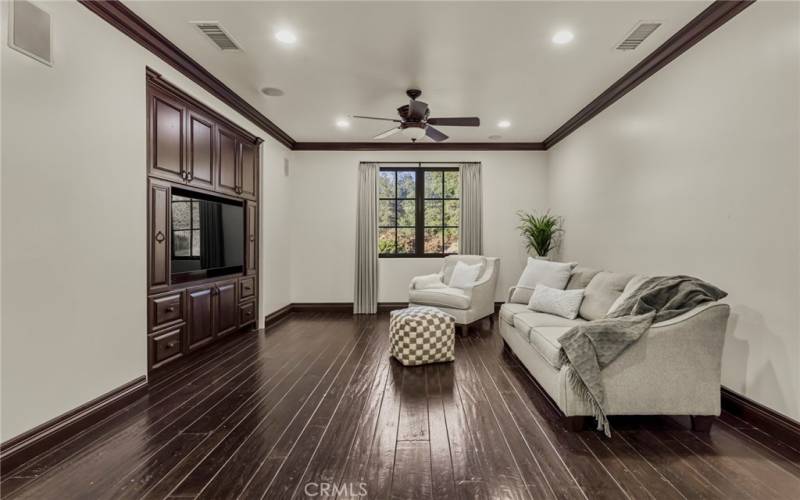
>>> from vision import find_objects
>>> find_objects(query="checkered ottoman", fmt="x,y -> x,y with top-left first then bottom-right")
389,306 -> 455,366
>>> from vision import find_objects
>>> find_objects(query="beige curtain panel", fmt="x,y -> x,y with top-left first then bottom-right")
354,162 -> 379,314
459,162 -> 483,255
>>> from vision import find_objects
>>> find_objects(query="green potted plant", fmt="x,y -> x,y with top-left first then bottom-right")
516,210 -> 563,259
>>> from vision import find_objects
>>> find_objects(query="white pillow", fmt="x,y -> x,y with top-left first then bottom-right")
414,273 -> 446,290
448,261 -> 482,289
510,258 -> 577,304
528,285 -> 585,320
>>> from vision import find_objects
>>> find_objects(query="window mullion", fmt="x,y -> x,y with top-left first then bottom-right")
416,169 -> 424,256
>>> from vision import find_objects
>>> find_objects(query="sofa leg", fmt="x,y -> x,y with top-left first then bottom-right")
691,415 -> 715,432
458,324 -> 468,336
488,314 -> 495,327
565,416 -> 589,432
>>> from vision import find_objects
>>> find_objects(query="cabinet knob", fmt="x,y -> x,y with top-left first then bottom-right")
155,231 -> 165,243
166,341 -> 177,349
187,172 -> 193,181
250,235 -> 255,242
166,306 -> 175,312
180,171 -> 187,180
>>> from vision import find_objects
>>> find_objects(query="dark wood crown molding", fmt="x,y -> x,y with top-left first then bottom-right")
543,0 -> 754,149
293,142 -> 545,151
0,376 -> 147,476
79,0 -> 295,149
83,0 -> 753,152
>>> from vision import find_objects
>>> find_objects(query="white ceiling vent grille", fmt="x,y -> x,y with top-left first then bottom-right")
191,22 -> 242,51
616,22 -> 661,51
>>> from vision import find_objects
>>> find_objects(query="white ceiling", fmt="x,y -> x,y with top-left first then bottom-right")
127,1 -> 711,143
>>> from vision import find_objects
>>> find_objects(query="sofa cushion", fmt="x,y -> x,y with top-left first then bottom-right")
579,272 -> 634,320
528,285 -> 585,320
499,303 -> 528,325
512,312 -> 586,336
528,326 -> 573,369
566,267 -> 601,290
409,287 -> 471,310
607,274 -> 650,316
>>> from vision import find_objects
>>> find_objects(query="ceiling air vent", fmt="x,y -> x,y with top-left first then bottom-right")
616,22 -> 661,51
191,21 -> 241,51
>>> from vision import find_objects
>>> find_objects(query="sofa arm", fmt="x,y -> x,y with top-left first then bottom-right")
561,303 -> 731,417
506,286 -> 517,303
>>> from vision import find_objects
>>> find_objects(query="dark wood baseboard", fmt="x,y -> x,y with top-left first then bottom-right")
0,376 -> 148,476
264,304 -> 293,330
264,302 -> 411,327
721,386 -> 800,450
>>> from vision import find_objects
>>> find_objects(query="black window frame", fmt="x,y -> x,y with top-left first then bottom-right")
378,164 -> 460,258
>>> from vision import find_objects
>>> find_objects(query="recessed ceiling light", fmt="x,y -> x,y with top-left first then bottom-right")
336,118 -> 350,129
260,87 -> 284,97
552,30 -> 574,45
275,29 -> 297,45
497,120 -> 511,128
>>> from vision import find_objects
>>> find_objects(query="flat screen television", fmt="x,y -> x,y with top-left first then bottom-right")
170,188 -> 244,283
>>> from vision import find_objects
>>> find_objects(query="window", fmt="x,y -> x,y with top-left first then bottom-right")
171,195 -> 201,259
378,164 -> 460,257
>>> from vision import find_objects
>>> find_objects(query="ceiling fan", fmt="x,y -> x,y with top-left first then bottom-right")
352,89 -> 480,142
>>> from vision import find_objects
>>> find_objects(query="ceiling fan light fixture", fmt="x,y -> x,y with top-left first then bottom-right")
401,126 -> 426,140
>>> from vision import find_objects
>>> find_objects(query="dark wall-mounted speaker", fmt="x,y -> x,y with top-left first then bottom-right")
8,0 -> 52,66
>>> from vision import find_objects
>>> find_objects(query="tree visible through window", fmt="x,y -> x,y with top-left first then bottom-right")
378,165 -> 459,257
172,195 -> 201,258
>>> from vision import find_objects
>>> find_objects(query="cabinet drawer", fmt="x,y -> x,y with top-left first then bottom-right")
239,276 -> 256,301
239,301 -> 256,326
150,327 -> 183,368
149,291 -> 184,331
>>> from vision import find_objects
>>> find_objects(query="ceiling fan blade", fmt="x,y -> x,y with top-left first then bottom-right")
425,125 -> 449,142
426,117 -> 480,127
373,127 -> 402,140
408,100 -> 429,121
353,115 -> 402,122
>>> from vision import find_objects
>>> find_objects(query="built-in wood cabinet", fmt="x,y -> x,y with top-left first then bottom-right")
146,69 -> 261,374
214,280 -> 239,337
187,285 -> 214,351
148,180 -> 171,290
186,110 -> 215,189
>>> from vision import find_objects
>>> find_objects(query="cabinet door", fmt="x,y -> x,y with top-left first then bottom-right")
187,285 -> 214,350
245,201 -> 257,276
186,110 -> 215,189
217,128 -> 239,197
215,280 -> 238,337
149,91 -> 185,183
239,141 -> 258,200
148,180 -> 170,290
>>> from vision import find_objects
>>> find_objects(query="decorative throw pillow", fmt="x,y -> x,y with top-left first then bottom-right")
510,258 -> 577,304
448,261 -> 482,289
413,273 -> 446,290
528,285 -> 585,320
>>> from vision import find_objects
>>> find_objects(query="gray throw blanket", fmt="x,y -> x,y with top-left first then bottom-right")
557,275 -> 727,436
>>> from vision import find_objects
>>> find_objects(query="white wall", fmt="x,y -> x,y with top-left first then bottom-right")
547,2 -> 800,421
0,1 -> 291,441
289,151 -> 549,304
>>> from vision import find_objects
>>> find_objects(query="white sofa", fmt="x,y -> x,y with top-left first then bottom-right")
499,267 -> 730,431
409,255 -> 499,334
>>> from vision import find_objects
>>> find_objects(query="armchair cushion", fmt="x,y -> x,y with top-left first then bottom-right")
409,287 -> 471,310
448,261 -> 482,289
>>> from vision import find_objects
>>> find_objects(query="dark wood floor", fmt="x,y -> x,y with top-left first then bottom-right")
3,312 -> 800,499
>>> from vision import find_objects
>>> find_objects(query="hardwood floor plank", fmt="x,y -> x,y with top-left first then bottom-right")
169,317 -> 364,498
390,440 -> 433,500
106,321 -> 332,499
717,417 -> 800,476
460,335 -> 554,499
255,320 -> 385,499
451,336 -> 530,500
424,364 -> 457,500
396,366 -> 429,442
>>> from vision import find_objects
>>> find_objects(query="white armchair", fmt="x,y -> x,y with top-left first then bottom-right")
409,255 -> 499,334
